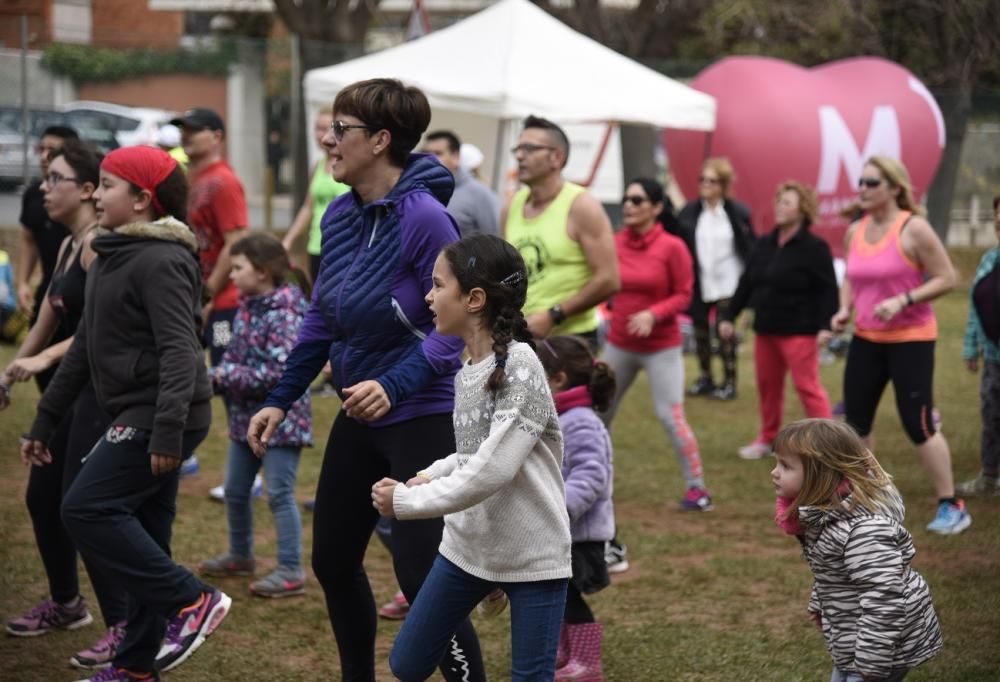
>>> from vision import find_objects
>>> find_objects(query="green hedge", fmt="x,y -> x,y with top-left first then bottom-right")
41,42 -> 236,84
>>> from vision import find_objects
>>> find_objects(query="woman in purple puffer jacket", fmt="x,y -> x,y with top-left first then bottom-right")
537,335 -> 616,682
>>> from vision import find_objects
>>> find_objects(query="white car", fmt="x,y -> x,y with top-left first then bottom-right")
61,101 -> 177,150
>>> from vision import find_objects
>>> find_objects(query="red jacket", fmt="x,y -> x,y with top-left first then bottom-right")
607,224 -> 693,352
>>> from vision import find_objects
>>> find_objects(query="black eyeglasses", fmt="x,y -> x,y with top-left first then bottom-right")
858,177 -> 883,189
331,120 -> 375,141
511,143 -> 556,156
622,195 -> 649,206
44,172 -> 81,186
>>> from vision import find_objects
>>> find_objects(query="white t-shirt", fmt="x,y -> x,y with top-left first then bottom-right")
695,201 -> 743,302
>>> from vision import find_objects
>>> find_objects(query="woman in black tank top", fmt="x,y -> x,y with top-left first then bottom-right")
1,141 -> 128,668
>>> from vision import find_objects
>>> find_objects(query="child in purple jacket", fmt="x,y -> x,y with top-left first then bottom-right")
199,233 -> 313,598
537,335 -> 616,682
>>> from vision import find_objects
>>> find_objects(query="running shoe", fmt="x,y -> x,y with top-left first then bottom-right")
604,540 -> 629,574
197,553 -> 255,577
249,567 -> 306,598
209,474 -> 263,502
738,441 -> 771,460
6,596 -> 92,636
71,620 -> 127,670
926,500 -> 972,535
475,589 -> 508,618
378,591 -> 410,620
687,376 -> 716,397
179,454 -> 199,477
154,589 -> 232,672
679,487 -> 714,512
72,667 -> 153,682
956,475 -> 1000,497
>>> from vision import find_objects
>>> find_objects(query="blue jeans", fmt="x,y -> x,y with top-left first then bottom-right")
390,555 -> 567,682
225,440 -> 302,569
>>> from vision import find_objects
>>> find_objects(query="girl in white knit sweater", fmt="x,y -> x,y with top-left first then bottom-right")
372,234 -> 572,681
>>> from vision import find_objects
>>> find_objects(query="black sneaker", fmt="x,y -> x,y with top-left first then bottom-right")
711,383 -> 736,400
687,376 -> 716,397
605,540 -> 629,574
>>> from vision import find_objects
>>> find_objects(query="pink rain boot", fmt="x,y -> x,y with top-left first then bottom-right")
555,624 -> 570,669
554,622 -> 603,681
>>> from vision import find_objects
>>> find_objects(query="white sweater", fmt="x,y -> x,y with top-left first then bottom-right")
392,342 -> 572,582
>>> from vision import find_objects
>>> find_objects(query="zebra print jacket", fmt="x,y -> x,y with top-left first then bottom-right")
798,486 -> 942,678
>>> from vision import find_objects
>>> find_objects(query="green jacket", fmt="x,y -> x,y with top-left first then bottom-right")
963,247 -> 1000,365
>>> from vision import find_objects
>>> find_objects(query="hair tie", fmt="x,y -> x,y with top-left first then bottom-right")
495,354 -> 507,370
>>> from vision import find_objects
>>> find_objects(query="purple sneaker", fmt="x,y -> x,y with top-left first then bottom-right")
6,597 -> 93,637
71,620 -> 127,670
679,487 -> 714,512
154,589 -> 231,672
72,667 -> 154,682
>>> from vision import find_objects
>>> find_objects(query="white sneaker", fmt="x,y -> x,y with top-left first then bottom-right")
209,474 -> 263,502
738,441 -> 771,460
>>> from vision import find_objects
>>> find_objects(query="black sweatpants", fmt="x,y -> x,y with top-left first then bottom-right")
61,426 -> 210,672
26,383 -> 127,626
844,337 -> 937,444
311,411 -> 484,682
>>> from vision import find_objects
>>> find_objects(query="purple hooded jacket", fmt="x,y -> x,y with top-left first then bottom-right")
557,387 -> 615,543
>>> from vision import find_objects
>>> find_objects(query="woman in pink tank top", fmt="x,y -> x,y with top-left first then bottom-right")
831,156 -> 970,535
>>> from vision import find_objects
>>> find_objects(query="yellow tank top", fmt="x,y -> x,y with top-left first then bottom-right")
505,182 -> 597,334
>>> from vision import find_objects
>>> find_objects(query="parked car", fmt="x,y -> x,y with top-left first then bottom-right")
0,107 -> 68,186
62,101 -> 177,150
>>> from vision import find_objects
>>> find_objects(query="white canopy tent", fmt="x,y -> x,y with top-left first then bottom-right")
303,0 -> 716,198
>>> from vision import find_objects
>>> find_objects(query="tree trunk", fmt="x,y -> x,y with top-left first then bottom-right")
619,124 -> 658,184
926,85 -> 972,243
290,38 -> 364,208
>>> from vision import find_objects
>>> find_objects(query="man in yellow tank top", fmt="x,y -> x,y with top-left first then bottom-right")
502,115 -> 619,344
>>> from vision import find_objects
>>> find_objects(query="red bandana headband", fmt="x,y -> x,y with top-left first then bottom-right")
101,146 -> 178,217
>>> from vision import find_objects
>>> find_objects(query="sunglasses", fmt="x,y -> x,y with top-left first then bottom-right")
622,195 -> 649,206
858,177 -> 883,189
511,143 -> 556,156
331,120 -> 375,141
698,176 -> 720,185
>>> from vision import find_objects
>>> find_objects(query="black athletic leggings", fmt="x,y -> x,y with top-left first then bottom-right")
26,382 -> 127,626
311,411 -> 484,682
564,584 -> 594,624
844,336 -> 937,445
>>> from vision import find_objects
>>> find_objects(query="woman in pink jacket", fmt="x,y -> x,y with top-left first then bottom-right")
601,178 -> 711,512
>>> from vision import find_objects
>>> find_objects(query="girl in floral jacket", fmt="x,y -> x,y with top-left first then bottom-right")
199,232 -> 313,598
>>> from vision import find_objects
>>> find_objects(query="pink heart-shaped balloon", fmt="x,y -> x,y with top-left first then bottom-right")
664,56 -> 944,256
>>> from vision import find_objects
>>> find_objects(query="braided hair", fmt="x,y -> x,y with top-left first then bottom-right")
535,335 -> 616,411
442,234 -> 533,395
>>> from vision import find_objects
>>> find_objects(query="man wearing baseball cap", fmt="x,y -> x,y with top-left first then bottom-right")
170,108 -> 249,366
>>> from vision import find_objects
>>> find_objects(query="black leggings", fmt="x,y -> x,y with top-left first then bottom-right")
844,336 -> 937,445
311,411 -> 484,682
26,383 -> 127,626
564,584 -> 594,624
691,297 -> 737,386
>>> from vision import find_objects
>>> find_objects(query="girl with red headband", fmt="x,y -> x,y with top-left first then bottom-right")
21,146 -> 231,682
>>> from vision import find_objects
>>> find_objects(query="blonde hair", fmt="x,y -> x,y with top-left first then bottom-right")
864,156 -> 926,217
774,180 -> 819,227
772,419 -> 894,521
702,157 -> 734,196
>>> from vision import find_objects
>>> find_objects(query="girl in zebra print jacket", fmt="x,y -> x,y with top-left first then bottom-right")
771,419 -> 942,682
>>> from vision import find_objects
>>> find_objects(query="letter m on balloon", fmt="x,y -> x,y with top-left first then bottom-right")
816,106 -> 900,193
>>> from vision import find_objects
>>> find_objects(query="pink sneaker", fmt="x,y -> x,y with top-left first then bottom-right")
378,591 -> 410,620
738,441 -> 771,460
71,621 -> 127,670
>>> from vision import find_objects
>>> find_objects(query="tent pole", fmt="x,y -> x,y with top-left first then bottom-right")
491,118 -> 510,195
702,131 -> 714,160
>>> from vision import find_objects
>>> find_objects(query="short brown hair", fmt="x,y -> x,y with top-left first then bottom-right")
774,180 -> 819,228
702,157 -> 734,195
333,78 -> 431,167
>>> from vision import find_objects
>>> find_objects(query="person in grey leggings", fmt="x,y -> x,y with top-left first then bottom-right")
600,178 -> 712,513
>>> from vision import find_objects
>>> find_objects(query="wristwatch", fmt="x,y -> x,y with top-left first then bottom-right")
548,304 -> 567,325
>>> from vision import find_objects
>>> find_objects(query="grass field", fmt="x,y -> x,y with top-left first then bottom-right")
0,249 -> 998,681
